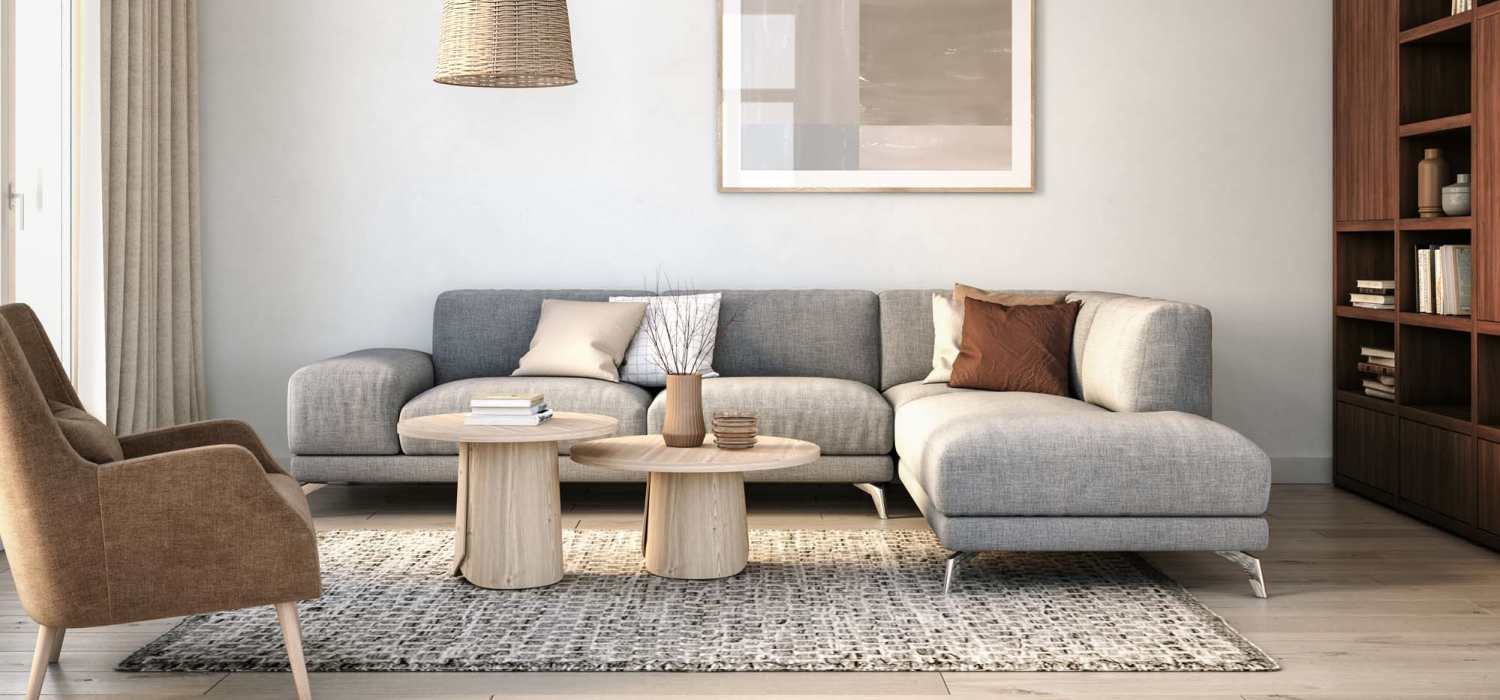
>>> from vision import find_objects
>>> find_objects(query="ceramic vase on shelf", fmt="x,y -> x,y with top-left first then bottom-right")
1417,148 -> 1451,218
662,373 -> 706,448
1442,173 -> 1472,216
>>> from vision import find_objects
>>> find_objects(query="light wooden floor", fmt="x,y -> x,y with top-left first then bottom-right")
4,483 -> 1500,698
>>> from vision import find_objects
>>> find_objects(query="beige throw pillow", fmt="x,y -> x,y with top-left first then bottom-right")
513,300 -> 648,382
922,284 -> 1070,384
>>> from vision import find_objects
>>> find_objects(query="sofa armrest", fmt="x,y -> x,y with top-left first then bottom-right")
1069,293 -> 1212,417
287,348 -> 434,456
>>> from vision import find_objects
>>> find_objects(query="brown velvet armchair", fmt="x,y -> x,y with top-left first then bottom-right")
0,304 -> 320,699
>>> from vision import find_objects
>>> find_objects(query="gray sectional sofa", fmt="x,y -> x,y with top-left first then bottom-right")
288,288 -> 1272,596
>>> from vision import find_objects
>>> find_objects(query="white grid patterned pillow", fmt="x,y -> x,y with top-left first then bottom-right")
609,294 -> 721,387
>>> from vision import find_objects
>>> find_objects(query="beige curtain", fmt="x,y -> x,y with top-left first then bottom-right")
101,0 -> 206,434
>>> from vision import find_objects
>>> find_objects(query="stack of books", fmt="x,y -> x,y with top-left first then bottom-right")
465,392 -> 553,426
1454,0 -> 1474,15
1416,244 -> 1472,315
1358,346 -> 1395,402
1349,279 -> 1395,310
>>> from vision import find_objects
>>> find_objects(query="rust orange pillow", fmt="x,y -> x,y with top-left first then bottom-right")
949,297 -> 1081,395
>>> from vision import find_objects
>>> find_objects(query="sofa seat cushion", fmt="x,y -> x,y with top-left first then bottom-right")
400,377 -> 650,455
647,377 -> 892,456
895,392 -> 1270,517
882,381 -> 976,408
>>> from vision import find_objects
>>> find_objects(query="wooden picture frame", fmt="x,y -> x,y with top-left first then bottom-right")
718,0 -> 1035,193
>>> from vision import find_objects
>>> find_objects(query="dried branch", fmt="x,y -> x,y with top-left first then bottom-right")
640,271 -> 726,376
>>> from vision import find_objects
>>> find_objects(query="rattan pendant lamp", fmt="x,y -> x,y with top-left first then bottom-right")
434,0 -> 576,87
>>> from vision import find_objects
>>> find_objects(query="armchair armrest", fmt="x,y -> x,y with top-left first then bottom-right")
287,348 -> 434,456
1069,293 -> 1212,417
119,419 -> 285,474
95,445 -> 320,624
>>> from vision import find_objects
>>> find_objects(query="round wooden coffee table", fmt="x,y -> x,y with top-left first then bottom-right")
396,412 -> 617,590
569,435 -> 820,579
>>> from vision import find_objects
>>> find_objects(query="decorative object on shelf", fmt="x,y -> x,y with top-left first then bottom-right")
712,411 -> 759,450
1442,173 -> 1472,216
719,0 -> 1034,192
1358,346 -> 1395,401
1417,148 -> 1451,218
434,0 -> 577,87
662,373 -> 707,448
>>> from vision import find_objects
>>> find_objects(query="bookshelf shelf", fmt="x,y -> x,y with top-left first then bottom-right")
1401,403 -> 1475,429
1400,216 -> 1474,230
1337,305 -> 1396,322
1399,11 -> 1471,43
1398,311 -> 1473,330
1336,0 -> 1498,552
1398,112 -> 1472,136
1337,388 -> 1399,414
1336,220 -> 1397,232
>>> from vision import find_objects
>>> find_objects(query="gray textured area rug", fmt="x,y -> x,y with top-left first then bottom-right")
118,529 -> 1277,672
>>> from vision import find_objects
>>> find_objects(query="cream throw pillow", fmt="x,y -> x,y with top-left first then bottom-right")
923,285 -> 1070,384
513,300 -> 648,382
923,294 -> 965,384
610,293 -> 721,387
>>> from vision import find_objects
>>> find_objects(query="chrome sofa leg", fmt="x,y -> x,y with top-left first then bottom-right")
943,551 -> 976,594
1216,551 -> 1268,598
853,483 -> 888,520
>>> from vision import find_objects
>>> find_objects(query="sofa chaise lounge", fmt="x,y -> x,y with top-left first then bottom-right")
288,288 -> 1272,596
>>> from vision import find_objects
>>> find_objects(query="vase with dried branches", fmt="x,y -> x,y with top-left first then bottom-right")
643,291 -> 720,448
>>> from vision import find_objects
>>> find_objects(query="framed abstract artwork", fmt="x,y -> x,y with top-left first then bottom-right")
719,0 -> 1034,192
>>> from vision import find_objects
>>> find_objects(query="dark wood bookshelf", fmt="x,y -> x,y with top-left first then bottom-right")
1334,0 -> 1500,551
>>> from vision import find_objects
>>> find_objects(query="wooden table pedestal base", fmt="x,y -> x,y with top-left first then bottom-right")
643,470 -> 749,579
454,441 -> 564,590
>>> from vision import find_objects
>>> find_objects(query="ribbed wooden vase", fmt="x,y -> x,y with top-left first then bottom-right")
662,374 -> 706,448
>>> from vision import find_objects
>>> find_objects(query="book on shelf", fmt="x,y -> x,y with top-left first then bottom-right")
1362,378 -> 1395,391
1417,247 -> 1433,314
1417,244 -> 1471,316
465,409 -> 555,427
1349,293 -> 1395,305
1357,346 -> 1396,402
1351,302 -> 1395,310
1355,279 -> 1395,291
469,392 -> 544,408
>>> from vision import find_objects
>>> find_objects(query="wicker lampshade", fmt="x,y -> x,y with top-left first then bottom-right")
434,0 -> 576,88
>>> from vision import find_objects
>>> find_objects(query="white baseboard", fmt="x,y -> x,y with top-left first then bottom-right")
1272,457 -> 1331,484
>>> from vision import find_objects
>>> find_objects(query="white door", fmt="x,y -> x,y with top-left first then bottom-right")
1,0 -> 73,366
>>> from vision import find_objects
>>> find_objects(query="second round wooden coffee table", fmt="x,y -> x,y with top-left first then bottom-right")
396,412 -> 618,590
570,435 -> 820,579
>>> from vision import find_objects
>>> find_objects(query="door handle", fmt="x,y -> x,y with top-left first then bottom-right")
6,182 -> 21,230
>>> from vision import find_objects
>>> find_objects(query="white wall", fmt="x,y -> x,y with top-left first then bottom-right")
198,0 -> 1333,482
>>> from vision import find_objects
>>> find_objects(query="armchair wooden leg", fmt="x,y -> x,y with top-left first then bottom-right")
274,602 -> 312,700
26,625 -> 62,700
45,628 -> 63,663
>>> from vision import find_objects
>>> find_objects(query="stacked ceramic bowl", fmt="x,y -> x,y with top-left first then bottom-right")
712,412 -> 758,450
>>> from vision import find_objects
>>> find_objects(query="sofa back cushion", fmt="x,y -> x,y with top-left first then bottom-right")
433,289 -> 882,387
432,290 -> 653,384
1066,291 -> 1212,417
681,290 -> 881,387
